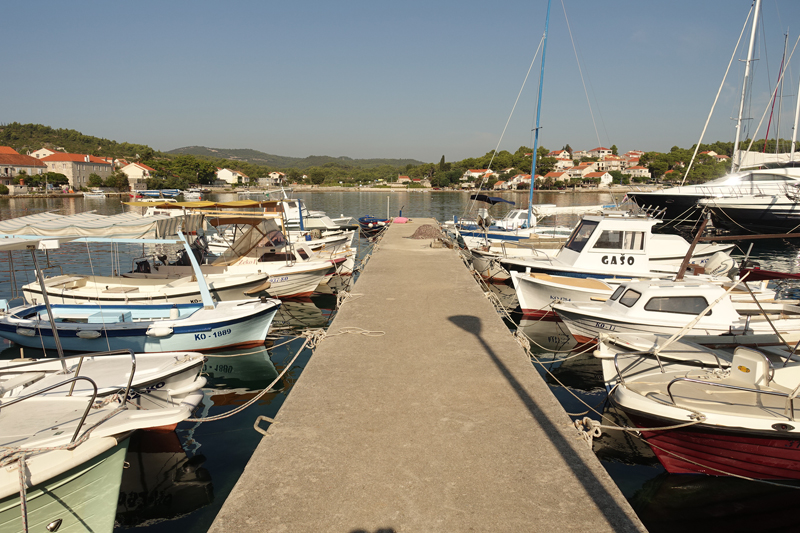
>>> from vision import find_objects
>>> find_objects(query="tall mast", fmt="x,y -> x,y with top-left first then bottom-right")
732,0 -> 761,171
527,0 -> 553,228
792,72 -> 800,160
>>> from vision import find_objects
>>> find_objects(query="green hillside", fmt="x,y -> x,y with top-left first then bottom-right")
167,146 -> 425,169
0,123 -> 153,159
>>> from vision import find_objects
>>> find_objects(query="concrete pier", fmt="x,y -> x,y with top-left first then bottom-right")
209,218 -> 646,532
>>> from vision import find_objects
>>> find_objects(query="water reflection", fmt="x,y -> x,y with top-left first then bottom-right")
116,430 -> 213,528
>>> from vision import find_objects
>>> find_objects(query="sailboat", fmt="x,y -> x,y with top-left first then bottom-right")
625,0 -> 800,223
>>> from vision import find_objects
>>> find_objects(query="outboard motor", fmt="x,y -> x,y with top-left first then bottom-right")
704,251 -> 736,277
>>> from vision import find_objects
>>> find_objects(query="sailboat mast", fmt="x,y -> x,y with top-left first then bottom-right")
732,0 -> 761,171
792,73 -> 800,160
527,0 -> 553,228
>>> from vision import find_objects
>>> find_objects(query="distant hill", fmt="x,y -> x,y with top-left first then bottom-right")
0,122 -> 152,159
168,146 -> 425,170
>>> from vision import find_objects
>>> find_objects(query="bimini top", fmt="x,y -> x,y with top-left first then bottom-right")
0,211 -> 190,239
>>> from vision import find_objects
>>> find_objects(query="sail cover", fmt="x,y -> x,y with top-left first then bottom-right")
469,194 -> 515,206
0,212 -> 188,239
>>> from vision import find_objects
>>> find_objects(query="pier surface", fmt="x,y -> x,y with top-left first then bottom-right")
209,218 -> 645,532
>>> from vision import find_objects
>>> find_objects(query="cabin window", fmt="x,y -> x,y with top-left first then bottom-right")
644,296 -> 710,315
565,220 -> 598,253
618,289 -> 641,308
751,174 -> 793,182
609,285 -> 625,301
593,230 -> 645,250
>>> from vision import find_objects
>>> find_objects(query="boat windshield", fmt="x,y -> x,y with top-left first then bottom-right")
564,220 -> 598,253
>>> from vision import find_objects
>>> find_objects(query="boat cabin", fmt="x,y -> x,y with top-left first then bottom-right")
602,280 -> 741,325
555,213 -> 661,274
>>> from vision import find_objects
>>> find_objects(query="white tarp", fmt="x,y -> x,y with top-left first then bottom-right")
0,212 -> 186,239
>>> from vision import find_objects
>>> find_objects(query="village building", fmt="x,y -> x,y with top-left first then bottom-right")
216,168 -> 249,186
39,152 -> 113,190
622,165 -> 652,180
0,146 -> 47,193
567,162 -> 598,180
584,171 -> 614,186
121,162 -> 157,190
588,147 -> 613,159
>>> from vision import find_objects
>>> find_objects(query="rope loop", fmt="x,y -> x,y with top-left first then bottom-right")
574,417 -> 602,448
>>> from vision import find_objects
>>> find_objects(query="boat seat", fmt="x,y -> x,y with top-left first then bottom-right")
729,346 -> 773,388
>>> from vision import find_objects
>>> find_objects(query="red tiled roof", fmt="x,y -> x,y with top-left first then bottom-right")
40,153 -> 111,165
585,172 -> 607,178
0,146 -> 19,155
0,152 -> 47,167
131,162 -> 156,172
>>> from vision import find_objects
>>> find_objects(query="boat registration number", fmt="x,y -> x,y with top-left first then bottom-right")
594,322 -> 616,331
195,328 -> 232,341
268,276 -> 289,283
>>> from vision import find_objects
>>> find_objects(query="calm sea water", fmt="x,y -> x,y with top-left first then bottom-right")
1,190 -> 799,531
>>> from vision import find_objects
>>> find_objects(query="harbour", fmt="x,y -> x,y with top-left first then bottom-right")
2,191 -> 800,532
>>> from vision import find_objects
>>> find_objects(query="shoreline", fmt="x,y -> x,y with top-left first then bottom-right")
1,185 -> 661,200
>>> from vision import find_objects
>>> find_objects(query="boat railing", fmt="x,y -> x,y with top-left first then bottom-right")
0,349 -> 136,406
0,375 -> 99,443
666,377 -> 796,420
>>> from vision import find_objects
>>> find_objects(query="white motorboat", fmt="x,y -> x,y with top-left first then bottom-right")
0,297 -> 281,353
499,212 -> 734,279
0,350 -> 206,531
594,336 -> 800,479
510,250 -> 740,319
553,279 -> 800,345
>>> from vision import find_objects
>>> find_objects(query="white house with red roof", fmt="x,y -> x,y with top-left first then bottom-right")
461,169 -> 495,182
547,149 -> 571,159
216,168 -> 250,186
493,180 -> 509,190
121,162 -> 157,188
587,147 -> 613,159
622,165 -> 651,179
584,171 -> 613,186
0,147 -> 47,192
40,152 -> 113,189
567,162 -> 598,180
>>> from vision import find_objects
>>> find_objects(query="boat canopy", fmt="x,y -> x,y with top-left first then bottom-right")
469,194 -> 515,206
125,200 -> 284,211
0,212 -> 195,239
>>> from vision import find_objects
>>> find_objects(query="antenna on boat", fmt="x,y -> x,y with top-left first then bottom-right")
526,0 -> 553,229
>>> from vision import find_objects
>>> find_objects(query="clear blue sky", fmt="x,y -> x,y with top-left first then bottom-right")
4,0 -> 800,163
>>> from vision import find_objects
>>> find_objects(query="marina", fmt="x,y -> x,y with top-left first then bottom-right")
1,191 -> 800,531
